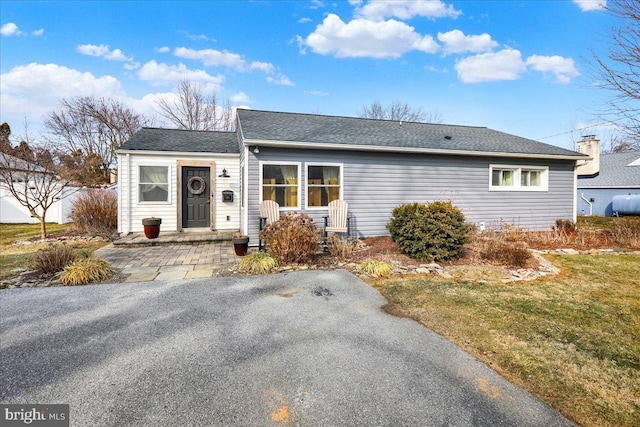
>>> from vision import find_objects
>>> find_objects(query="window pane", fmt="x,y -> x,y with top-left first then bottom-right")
521,171 -> 529,186
530,171 -> 540,186
263,186 -> 298,207
492,170 -> 501,186
263,165 -> 297,185
502,170 -> 514,186
139,184 -> 168,202
140,166 -> 168,183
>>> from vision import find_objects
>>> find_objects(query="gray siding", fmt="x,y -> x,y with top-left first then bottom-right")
577,188 -> 640,216
247,147 -> 576,243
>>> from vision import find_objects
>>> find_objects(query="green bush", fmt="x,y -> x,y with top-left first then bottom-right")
70,189 -> 118,237
30,244 -> 77,274
259,212 -> 321,264
238,252 -> 278,274
59,257 -> 114,286
387,201 -> 470,262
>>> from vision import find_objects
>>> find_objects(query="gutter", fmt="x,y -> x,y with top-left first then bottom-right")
117,149 -> 239,157
241,138 -> 589,161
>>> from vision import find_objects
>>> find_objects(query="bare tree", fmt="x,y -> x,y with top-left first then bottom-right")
592,0 -> 640,149
45,96 -> 148,185
358,101 -> 442,123
155,80 -> 235,131
0,123 -> 76,239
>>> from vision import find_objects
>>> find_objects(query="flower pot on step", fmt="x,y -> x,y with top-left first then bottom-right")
142,217 -> 162,239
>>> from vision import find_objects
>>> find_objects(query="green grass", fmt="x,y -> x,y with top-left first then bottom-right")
0,222 -> 70,245
373,254 -> 640,427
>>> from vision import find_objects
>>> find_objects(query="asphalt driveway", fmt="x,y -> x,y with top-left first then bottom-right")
0,270 -> 575,426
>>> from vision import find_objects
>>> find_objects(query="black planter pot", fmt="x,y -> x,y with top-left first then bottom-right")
142,218 -> 162,239
232,236 -> 249,256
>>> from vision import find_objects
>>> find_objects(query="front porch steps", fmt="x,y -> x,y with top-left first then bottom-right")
113,230 -> 238,247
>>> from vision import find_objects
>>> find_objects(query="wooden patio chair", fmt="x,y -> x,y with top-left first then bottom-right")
323,199 -> 351,249
259,200 -> 280,251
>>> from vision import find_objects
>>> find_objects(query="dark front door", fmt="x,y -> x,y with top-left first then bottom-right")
182,167 -> 211,228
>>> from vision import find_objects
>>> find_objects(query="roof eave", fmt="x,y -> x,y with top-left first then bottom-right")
242,138 -> 588,161
117,149 -> 239,157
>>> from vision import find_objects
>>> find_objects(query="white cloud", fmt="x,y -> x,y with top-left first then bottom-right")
174,47 -> 275,74
156,46 -> 170,53
455,48 -> 526,83
437,29 -> 498,55
298,17 -> 312,24
77,44 -> 133,61
1,22 -> 22,36
0,63 -> 125,122
32,29 -> 44,37
526,55 -> 580,83
266,74 -> 294,86
355,0 -> 461,21
137,60 -> 224,90
573,0 -> 606,11
301,13 -> 439,58
230,92 -> 251,103
304,90 -> 329,96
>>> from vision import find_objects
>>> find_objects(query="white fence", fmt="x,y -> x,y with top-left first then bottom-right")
0,186 -> 89,224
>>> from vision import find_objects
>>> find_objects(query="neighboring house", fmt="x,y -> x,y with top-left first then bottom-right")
576,137 -> 640,216
118,109 -> 589,243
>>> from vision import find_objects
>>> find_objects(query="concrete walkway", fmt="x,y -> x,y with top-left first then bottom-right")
95,239 -> 242,283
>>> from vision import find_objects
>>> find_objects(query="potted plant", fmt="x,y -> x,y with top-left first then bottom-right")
232,232 -> 249,256
142,217 -> 162,239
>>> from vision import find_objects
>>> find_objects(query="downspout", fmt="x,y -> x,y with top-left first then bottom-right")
580,193 -> 593,216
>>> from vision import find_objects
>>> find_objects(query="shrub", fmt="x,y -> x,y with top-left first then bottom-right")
326,234 -> 357,259
238,252 -> 278,274
360,260 -> 393,278
259,212 -> 321,264
610,217 -> 640,248
387,201 -> 470,262
70,189 -> 118,236
59,257 -> 114,286
30,244 -> 77,274
480,241 -> 532,268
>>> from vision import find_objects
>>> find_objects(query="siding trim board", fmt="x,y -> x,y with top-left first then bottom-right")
242,138 -> 588,161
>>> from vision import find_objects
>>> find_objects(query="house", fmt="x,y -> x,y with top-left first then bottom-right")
576,136 -> 640,216
118,109 -> 588,243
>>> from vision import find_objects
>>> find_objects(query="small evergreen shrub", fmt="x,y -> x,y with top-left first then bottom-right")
30,244 -> 77,274
70,189 -> 118,236
239,252 -> 278,274
387,201 -> 470,262
360,260 -> 392,278
326,234 -> 357,259
259,212 -> 321,264
59,257 -> 114,286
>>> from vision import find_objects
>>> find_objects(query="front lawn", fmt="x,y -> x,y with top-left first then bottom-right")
0,223 -> 108,281
373,254 -> 640,427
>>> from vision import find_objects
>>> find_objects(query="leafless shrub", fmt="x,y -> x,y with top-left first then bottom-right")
259,212 -> 321,264
326,234 -> 357,259
30,244 -> 76,274
70,189 -> 118,237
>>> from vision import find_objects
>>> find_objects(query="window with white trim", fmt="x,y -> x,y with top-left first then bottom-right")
306,164 -> 342,208
139,165 -> 169,202
261,163 -> 299,208
490,165 -> 548,191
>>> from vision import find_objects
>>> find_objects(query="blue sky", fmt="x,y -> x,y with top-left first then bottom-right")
0,0 -> 617,150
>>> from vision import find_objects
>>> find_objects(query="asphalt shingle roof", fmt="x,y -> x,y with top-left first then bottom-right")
577,151 -> 640,188
237,109 -> 585,158
120,128 -> 239,154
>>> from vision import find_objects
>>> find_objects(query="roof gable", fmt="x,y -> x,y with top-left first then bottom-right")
237,109 -> 585,159
119,128 -> 239,154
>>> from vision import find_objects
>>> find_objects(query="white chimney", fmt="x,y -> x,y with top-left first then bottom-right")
576,135 -> 600,176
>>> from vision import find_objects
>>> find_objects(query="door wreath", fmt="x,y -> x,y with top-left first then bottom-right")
187,176 -> 206,195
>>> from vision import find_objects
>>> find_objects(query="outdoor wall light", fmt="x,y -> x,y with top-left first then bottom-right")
218,168 -> 230,178
253,146 -> 260,154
